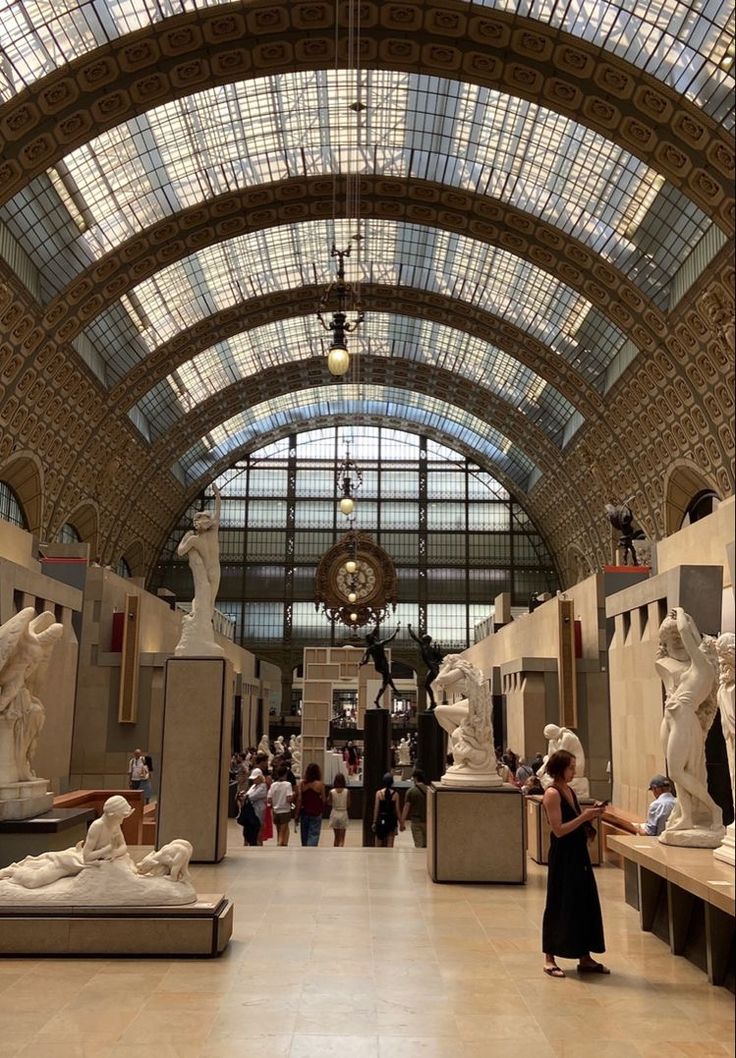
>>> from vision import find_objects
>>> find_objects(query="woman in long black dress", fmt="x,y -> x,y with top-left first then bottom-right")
542,750 -> 609,977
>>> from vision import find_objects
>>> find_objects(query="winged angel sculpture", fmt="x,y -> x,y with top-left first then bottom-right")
0,608 -> 64,785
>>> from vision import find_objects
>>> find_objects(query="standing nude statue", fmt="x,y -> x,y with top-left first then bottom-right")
175,484 -> 224,656
407,625 -> 444,710
656,607 -> 724,847
714,632 -> 735,864
360,625 -> 401,708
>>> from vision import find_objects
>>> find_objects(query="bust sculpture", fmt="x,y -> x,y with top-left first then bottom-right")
175,485 -> 224,657
433,655 -> 500,787
0,795 -> 196,905
0,607 -> 64,820
538,724 -> 590,798
714,632 -> 735,865
656,608 -> 724,848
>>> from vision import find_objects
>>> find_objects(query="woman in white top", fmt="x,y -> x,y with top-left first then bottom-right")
268,766 -> 295,846
328,773 -> 350,847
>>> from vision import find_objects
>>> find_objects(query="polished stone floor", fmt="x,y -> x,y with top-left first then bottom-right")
0,820 -> 733,1058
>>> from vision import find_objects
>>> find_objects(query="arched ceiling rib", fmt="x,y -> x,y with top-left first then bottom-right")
0,0 -> 732,124
136,318 -> 576,444
0,6 -> 732,233
112,284 -> 606,421
166,381 -> 547,487
3,69 -> 713,305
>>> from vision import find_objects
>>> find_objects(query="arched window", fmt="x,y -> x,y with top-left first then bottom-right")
115,557 -> 132,579
0,481 -> 27,529
681,490 -> 720,528
56,522 -> 81,543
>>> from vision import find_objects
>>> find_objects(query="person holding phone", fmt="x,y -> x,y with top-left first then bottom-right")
541,750 -> 609,978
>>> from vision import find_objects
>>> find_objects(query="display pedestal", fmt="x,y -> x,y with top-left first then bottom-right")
0,894 -> 233,957
158,657 -> 233,862
0,807 -> 95,869
416,711 -> 446,783
714,823 -> 736,866
362,708 -> 391,847
0,778 -> 53,822
526,795 -> 602,865
427,784 -> 526,883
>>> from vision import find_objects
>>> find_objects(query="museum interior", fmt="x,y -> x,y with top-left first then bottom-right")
0,0 -> 734,1055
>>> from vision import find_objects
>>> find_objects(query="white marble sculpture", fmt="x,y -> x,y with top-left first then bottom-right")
538,724 -> 590,798
433,655 -> 500,787
175,484 -> 224,657
257,733 -> 272,764
0,607 -> 64,820
656,607 -> 724,848
397,737 -> 412,766
274,735 -> 285,756
0,795 -> 196,906
714,632 -> 735,865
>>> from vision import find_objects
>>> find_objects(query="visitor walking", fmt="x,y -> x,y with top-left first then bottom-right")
296,763 -> 326,846
327,773 -> 350,846
400,769 -> 428,847
372,773 -> 401,847
268,766 -> 295,846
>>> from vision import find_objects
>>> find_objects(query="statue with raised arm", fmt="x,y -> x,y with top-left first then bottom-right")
175,484 -> 224,657
714,632 -> 735,865
407,624 -> 444,710
605,497 -> 648,566
0,607 -> 64,819
360,624 -> 401,708
656,608 -> 724,848
433,655 -> 500,787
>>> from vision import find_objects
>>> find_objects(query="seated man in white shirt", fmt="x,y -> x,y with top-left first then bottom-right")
633,775 -> 677,836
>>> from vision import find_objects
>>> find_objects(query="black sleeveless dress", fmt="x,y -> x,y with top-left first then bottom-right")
542,788 -> 605,958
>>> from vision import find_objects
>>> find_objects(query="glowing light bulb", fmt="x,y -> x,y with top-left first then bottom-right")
339,496 -> 354,515
350,612 -> 358,622
348,592 -> 357,603
345,560 -> 357,574
327,345 -> 350,376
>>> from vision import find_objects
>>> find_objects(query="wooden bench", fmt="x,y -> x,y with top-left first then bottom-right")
53,789 -> 144,845
607,834 -> 735,990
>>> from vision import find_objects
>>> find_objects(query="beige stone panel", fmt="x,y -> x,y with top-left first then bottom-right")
657,496 -> 734,586
505,672 -> 546,759
429,786 -> 526,882
0,918 -> 71,954
303,680 -> 332,704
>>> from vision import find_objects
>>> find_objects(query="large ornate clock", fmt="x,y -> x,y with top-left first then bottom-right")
314,530 -> 398,628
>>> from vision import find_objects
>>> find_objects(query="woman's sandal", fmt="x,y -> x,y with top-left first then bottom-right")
543,966 -> 566,978
577,962 -> 610,974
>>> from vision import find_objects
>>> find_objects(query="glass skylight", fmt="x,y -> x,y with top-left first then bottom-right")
0,1 -> 732,125
0,70 -> 712,307
135,312 -> 575,443
176,384 -> 538,488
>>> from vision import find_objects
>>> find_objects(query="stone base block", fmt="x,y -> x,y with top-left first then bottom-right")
427,784 -> 526,883
0,894 -> 233,957
0,807 -> 95,869
713,824 -> 735,866
0,779 -> 53,821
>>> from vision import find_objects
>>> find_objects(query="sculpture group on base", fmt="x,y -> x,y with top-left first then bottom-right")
0,795 -> 196,906
656,608 -> 725,849
433,655 -> 500,787
0,607 -> 64,820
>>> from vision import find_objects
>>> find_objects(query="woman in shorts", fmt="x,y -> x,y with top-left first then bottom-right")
328,773 -> 350,847
268,766 -> 295,847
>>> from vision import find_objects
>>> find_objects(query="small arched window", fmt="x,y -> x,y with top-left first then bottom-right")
56,522 -> 81,543
681,490 -> 719,529
0,481 -> 27,529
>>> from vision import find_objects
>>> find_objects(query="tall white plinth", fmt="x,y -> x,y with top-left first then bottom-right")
158,657 -> 233,863
427,784 -> 526,883
714,823 -> 735,866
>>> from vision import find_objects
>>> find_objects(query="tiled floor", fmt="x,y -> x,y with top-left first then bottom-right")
0,819 -> 733,1058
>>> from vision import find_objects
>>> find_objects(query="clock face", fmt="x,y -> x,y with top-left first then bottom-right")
334,557 -> 378,602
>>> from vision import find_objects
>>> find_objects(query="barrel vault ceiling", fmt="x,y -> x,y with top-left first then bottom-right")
0,1 -> 733,582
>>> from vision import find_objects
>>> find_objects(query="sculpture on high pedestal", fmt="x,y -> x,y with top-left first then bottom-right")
407,624 -> 444,710
175,484 -> 224,657
0,607 -> 64,820
0,795 -> 196,905
605,497 -> 648,566
538,724 -> 590,798
433,655 -> 500,787
714,632 -> 735,865
359,624 -> 401,708
656,608 -> 724,848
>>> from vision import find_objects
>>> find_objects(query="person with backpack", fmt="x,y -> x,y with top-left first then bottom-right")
372,773 -> 401,847
400,769 -> 428,847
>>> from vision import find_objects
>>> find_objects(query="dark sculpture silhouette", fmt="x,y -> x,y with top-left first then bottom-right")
605,498 -> 646,566
360,625 -> 401,708
407,624 -> 444,710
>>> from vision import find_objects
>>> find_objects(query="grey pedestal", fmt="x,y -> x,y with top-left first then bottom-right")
362,708 -> 391,846
158,656 -> 233,862
0,808 -> 95,869
427,784 -> 526,883
416,711 -> 446,783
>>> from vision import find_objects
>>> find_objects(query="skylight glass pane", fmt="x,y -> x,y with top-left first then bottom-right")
0,70 -> 712,305
0,1 -> 731,125
135,312 -> 575,443
176,384 -> 537,487
95,218 -> 627,388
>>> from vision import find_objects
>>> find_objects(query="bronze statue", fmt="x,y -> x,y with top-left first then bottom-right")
360,625 -> 401,708
407,624 -> 444,710
605,497 -> 646,566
